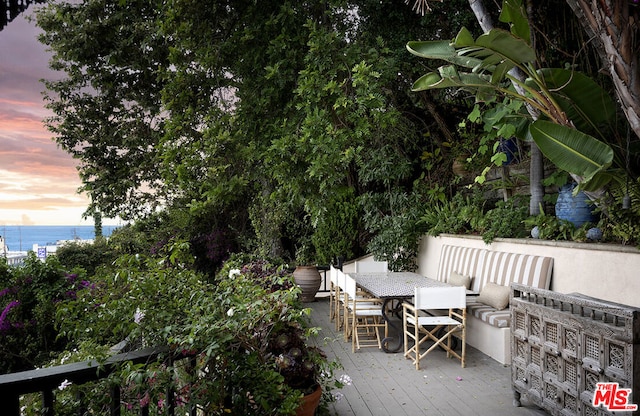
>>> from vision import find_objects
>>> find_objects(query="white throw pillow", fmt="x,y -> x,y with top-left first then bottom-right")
449,271 -> 471,290
477,283 -> 510,310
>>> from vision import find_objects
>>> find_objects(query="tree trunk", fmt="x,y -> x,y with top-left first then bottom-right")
468,0 -> 546,215
529,144 -> 545,214
419,91 -> 455,146
468,0 -> 494,32
563,0 -> 640,140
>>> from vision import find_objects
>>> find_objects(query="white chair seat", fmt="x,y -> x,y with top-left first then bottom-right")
407,315 -> 461,327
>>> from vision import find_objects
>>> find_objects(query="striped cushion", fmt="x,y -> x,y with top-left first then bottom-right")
435,245 -> 554,329
437,245 -> 486,288
466,299 -> 511,328
479,251 -> 553,290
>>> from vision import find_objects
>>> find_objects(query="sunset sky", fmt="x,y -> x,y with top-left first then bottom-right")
0,7 -> 117,226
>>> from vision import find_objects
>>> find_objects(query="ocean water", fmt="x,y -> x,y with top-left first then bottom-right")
0,225 -> 119,252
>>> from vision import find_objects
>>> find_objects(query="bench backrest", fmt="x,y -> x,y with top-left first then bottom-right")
436,245 -> 487,289
437,244 -> 553,293
478,251 -> 553,291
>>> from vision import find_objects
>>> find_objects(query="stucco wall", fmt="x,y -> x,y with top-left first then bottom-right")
417,234 -> 640,308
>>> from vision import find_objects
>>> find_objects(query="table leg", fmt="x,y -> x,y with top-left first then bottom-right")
381,298 -> 403,353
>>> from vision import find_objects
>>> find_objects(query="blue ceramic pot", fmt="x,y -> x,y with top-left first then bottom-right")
555,183 -> 596,227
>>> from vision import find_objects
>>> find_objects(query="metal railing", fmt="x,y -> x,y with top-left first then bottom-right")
0,346 -> 197,416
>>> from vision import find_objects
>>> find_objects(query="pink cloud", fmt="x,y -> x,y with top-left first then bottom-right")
0,8 -> 89,224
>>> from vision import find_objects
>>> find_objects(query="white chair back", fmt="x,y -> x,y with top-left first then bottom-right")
344,274 -> 357,299
355,260 -> 388,273
336,269 -> 346,291
414,286 -> 466,310
330,265 -> 338,286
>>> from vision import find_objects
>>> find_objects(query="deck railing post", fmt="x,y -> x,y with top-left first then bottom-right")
43,389 -> 54,416
1,393 -> 20,416
110,384 -> 121,416
76,389 -> 86,416
188,356 -> 197,416
166,355 -> 175,416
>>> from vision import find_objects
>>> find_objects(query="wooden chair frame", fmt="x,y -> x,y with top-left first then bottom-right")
402,286 -> 466,370
343,274 -> 387,351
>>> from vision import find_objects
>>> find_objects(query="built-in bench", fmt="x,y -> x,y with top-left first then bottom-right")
435,245 -> 554,364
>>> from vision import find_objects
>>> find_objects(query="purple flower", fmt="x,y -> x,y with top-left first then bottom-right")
0,286 -> 17,298
0,300 -> 20,332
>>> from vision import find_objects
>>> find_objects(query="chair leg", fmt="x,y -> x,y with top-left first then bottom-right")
351,315 -> 357,353
374,317 -> 382,349
403,313 -> 409,357
414,320 -> 421,370
352,315 -> 386,352
460,325 -> 466,368
329,285 -> 335,321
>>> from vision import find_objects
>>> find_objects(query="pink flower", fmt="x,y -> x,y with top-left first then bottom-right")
140,392 -> 150,407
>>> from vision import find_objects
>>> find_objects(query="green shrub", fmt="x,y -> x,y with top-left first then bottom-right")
420,192 -> 485,237
0,254 -> 76,373
55,238 -> 117,277
480,197 -> 529,243
44,244 -> 343,415
524,210 -> 576,240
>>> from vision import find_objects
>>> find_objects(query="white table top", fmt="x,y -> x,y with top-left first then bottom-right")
348,272 -> 449,298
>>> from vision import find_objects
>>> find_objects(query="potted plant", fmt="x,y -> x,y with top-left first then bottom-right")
211,259 -> 342,415
270,323 -> 326,415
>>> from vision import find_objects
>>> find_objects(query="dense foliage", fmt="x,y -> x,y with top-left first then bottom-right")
34,0 -> 640,267
0,255 -> 78,373
2,242 -> 346,414
36,0 -> 479,272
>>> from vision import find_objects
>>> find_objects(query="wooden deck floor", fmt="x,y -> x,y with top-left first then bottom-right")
307,296 -> 548,416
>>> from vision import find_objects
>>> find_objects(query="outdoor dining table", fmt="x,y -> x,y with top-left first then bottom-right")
348,272 -> 451,353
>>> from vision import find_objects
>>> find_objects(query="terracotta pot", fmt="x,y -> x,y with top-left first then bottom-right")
295,385 -> 322,416
293,266 -> 322,302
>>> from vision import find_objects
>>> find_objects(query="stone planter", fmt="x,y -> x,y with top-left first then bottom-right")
293,266 -> 322,302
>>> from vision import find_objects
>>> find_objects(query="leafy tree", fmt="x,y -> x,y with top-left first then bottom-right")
55,239 -> 117,277
37,0 -> 478,264
414,0 -> 639,207
37,0 -> 170,220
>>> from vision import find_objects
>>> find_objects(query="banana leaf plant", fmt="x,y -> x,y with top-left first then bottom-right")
406,0 -> 616,191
